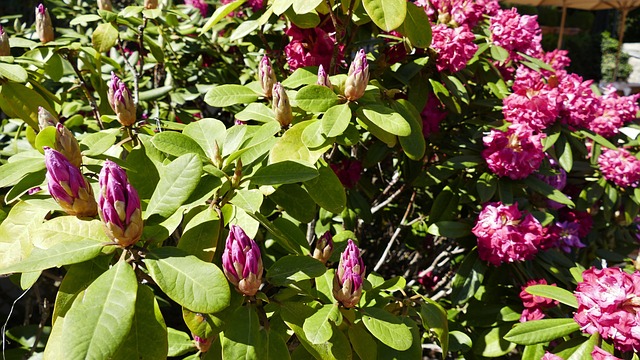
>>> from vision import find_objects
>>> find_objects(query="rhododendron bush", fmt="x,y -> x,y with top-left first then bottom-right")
1,0 -> 640,359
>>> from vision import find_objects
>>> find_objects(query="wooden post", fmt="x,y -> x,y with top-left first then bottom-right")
557,3 -> 567,49
613,7 -> 629,81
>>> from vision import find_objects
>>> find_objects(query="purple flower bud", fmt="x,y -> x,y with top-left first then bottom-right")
222,225 -> 263,296
312,231 -> 333,264
272,82 -> 292,128
44,147 -> 98,217
38,106 -> 58,131
192,333 -> 213,353
98,160 -> 143,247
344,49 -> 369,101
259,55 -> 277,98
0,25 -> 10,56
317,64 -> 332,89
35,4 -> 54,44
97,0 -> 113,11
107,72 -> 136,127
333,239 -> 365,308
55,123 -> 82,168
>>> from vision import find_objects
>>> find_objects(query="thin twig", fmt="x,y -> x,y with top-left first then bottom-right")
373,191 -> 416,272
371,184 -> 405,214
324,0 -> 340,73
65,53 -> 104,129
2,288 -> 30,360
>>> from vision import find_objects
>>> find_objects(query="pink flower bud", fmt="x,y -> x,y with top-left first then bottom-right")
98,160 -> 143,247
38,106 -> 58,131
0,25 -> 10,56
107,72 -> 136,127
222,225 -> 263,296
55,123 -> 82,168
312,231 -> 333,264
333,239 -> 365,308
192,334 -> 213,353
97,0 -> 113,11
316,64 -> 332,89
35,4 -> 54,44
259,55 -> 276,98
272,82 -> 292,128
344,49 -> 369,101
144,0 -> 158,9
44,147 -> 97,217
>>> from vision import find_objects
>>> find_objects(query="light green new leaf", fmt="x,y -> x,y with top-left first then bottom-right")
0,63 -> 28,83
0,240 -> 105,275
400,2 -> 431,48
204,85 -> 260,107
282,67 -> 319,89
503,318 -> 580,345
525,284 -> 578,308
296,85 -> 339,113
150,131 -> 207,160
0,200 -> 52,270
0,152 -> 45,188
230,20 -> 261,41
92,23 -> 119,52
221,306 -> 263,360
301,119 -> 327,148
145,153 -> 203,219
229,188 -> 264,214
235,103 -> 276,123
303,304 -> 341,344
167,328 -> 196,357
80,130 -> 118,156
69,14 -> 102,26
57,260 -> 138,360
272,0 -> 294,15
145,247 -> 231,313
251,161 -> 319,185
362,0 -> 406,31
303,165 -> 346,214
269,121 -> 329,165
178,207 -> 219,262
200,0 -> 247,34
183,118 -> 227,160
293,0 -> 322,13
113,285 -> 168,360
321,103 -> 352,138
357,104 -> 411,136
348,322 -> 377,360
267,255 -> 326,286
362,308 -> 412,351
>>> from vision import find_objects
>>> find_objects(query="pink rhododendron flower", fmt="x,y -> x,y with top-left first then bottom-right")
430,24 -> 477,73
415,0 -> 499,28
541,353 -> 563,360
284,24 -> 343,72
421,93 -> 448,137
542,49 -> 571,72
490,8 -> 542,60
472,202 -> 545,265
502,83 -> 561,131
588,92 -> 640,138
557,72 -> 599,128
519,279 -> 559,322
592,346 -> 622,360
482,123 -> 545,180
598,148 -> 640,188
574,267 -> 640,352
184,0 -> 208,16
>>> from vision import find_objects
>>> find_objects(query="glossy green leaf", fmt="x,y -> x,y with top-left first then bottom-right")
557,135 -> 574,173
267,255 -> 326,286
321,103 -> 352,138
252,160 -> 319,185
362,0 -> 406,31
285,8 -> 321,29
69,14 -> 102,25
183,118 -> 227,160
204,85 -> 260,107
270,184 -> 316,223
30,217 -> 111,250
362,308 -> 412,351
293,0 -> 322,14
167,328 -> 196,357
0,200 -> 53,270
524,177 -> 574,207
357,104 -> 411,136
525,284 -> 578,308
145,247 -> 230,313
201,0 -> 247,33
0,82 -> 56,129
139,86 -> 172,101
282,67 -> 318,89
145,153 -> 203,219
92,23 -> 119,52
451,250 -> 486,305
248,212 -> 307,255
230,20 -> 261,41
303,304 -> 340,344
295,85 -> 339,113
235,103 -> 276,123
503,318 -> 581,345
393,99 -> 425,160
348,322 -> 378,360
427,221 -> 471,238
0,63 -> 28,83
401,3 -> 431,48
556,333 -> 598,360
272,0 -> 294,15
269,121 -> 329,165
419,297 -> 448,355
303,165 -> 346,214
150,131 -> 207,159
178,207 -> 220,262
221,306 -> 263,359
301,119 -> 327,148
0,152 -> 45,188
80,130 -> 118,156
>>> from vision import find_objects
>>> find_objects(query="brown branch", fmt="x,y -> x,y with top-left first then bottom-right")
65,52 -> 104,129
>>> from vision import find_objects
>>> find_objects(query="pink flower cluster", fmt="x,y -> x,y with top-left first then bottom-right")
490,8 -> 542,60
482,123 -> 545,179
519,279 -> 559,322
415,0 -> 499,28
588,91 -> 640,138
541,353 -> 562,360
184,0 -> 207,16
421,93 -> 448,137
598,148 -> 640,188
557,72 -> 599,129
284,24 -> 343,72
503,68 -> 561,131
430,24 -> 477,73
472,202 -> 545,266
592,346 -> 622,360
574,267 -> 640,352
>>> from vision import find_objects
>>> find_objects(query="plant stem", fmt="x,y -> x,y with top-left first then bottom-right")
65,52 -> 104,129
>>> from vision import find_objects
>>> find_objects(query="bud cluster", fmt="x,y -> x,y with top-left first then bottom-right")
344,49 -> 369,101
333,239 -> 365,308
222,225 -> 263,296
44,147 -> 97,217
108,72 -> 136,127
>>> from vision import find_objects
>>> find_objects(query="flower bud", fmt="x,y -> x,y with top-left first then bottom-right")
55,124 -> 82,168
98,160 -> 143,247
35,4 -> 54,44
344,49 -> 369,101
333,239 -> 365,308
38,106 -> 58,131
0,25 -> 10,56
312,231 -> 333,264
317,64 -> 332,89
193,334 -> 213,353
272,82 -> 293,128
144,0 -> 158,9
97,0 -> 113,11
259,55 -> 276,98
44,147 -> 98,217
231,159 -> 242,188
222,225 -> 263,296
107,72 -> 137,127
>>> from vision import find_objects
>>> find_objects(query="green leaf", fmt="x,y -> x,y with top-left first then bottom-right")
145,153 -> 203,219
0,152 -> 45,188
178,207 -> 220,262
270,184 -> 316,223
267,255 -> 326,286
31,218 -> 111,250
0,200 -> 53,270
247,212 -> 307,255
293,0 -> 322,13
393,99 -> 426,160
183,118 -> 227,160
167,328 -> 196,357
524,177 -> 575,207
144,247 -> 231,313
272,0 -> 294,15
303,304 -> 340,344
525,284 -> 578,308
472,325 -> 516,357
0,63 -> 28,83
235,103 -> 276,123
556,135 -> 573,172
522,344 -> 546,360
303,165 -> 346,214
150,131 -> 207,159
201,0 -> 247,34
113,285 -> 168,360
556,333 -> 598,360
229,188 -> 264,214
419,298 -> 448,355
477,173 -> 498,203
57,260 -> 138,360
321,103 -> 352,138
357,104 -> 411,136
490,45 -> 510,63
362,308 -> 412,351
449,330 -> 472,353
139,86 -> 172,101
69,14 -> 102,25
0,82 -> 56,129
400,3 -> 431,48
282,67 -> 319,89
427,221 -> 471,238
269,121 -> 329,165
285,8 -> 321,29
92,23 -> 119,52
362,0 -> 406,31
221,306 -> 263,360
295,85 -> 339,113
80,130 -> 118,156
503,318 -> 581,345
451,250 -> 486,305
204,85 -> 260,107
229,20 -> 261,41
301,120 -> 327,148
251,161 -> 319,185
348,322 -> 378,360
579,130 -> 617,150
